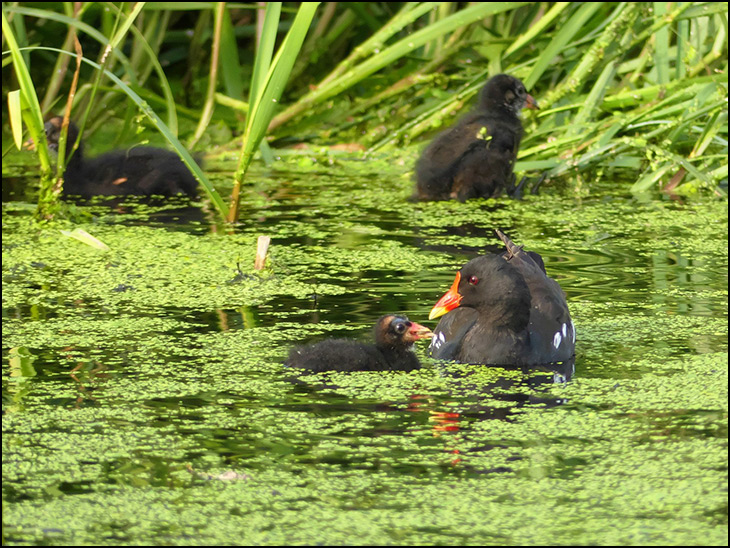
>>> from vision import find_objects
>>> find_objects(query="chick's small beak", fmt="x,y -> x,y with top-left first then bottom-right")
408,321 -> 434,341
429,272 -> 463,320
525,94 -> 539,110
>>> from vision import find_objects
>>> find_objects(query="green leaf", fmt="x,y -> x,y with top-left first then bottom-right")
524,2 -> 604,89
60,228 -> 110,251
7,89 -> 24,150
229,2 -> 320,221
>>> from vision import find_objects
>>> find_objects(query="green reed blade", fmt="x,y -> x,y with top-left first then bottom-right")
270,2 -> 529,132
228,2 -> 320,222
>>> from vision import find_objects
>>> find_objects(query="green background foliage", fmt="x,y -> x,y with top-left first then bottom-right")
2,2 -> 727,221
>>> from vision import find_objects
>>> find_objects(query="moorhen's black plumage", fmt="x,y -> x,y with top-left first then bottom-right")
285,314 -> 433,372
44,116 -> 198,197
413,74 -> 538,202
428,230 -> 575,365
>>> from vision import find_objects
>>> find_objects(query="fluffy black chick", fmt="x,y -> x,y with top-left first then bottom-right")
44,116 -> 199,198
285,315 -> 433,372
414,74 -> 538,202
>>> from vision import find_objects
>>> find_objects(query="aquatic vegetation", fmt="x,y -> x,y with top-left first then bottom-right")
2,3 -> 727,544
3,162 -> 727,545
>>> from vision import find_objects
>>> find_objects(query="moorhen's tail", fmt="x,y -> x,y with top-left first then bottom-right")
495,229 -> 546,274
495,229 -> 523,258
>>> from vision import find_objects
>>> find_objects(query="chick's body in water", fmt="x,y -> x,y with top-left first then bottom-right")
286,315 -> 432,372
44,117 -> 199,198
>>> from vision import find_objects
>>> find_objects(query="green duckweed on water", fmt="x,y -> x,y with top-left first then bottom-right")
2,154 -> 728,545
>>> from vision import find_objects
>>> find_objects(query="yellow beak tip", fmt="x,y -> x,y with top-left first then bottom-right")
428,307 -> 445,321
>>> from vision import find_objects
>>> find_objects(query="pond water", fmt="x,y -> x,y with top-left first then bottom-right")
2,152 -> 728,545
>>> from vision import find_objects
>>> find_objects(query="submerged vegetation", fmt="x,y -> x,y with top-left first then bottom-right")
2,2 -> 728,222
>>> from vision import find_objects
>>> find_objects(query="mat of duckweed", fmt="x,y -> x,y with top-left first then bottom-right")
2,153 -> 728,545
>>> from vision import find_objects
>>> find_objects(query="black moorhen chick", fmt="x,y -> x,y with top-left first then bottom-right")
428,230 -> 575,365
44,116 -> 198,197
413,74 -> 538,202
285,314 -> 433,372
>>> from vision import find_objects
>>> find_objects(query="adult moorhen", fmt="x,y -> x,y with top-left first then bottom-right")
44,116 -> 198,198
286,314 -> 433,372
428,230 -> 575,365
413,74 -> 538,202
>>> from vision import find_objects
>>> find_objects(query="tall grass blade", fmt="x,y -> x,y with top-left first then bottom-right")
190,3 -> 224,147
106,3 -> 178,134
270,2 -> 529,132
228,2 -> 320,222
504,2 -> 570,57
317,3 -> 439,89
250,3 -> 282,108
7,90 -> 23,150
249,2 -> 283,165
570,61 -> 617,133
524,2 -> 604,90
218,6 -> 245,100
653,2 -> 670,84
2,9 -> 53,217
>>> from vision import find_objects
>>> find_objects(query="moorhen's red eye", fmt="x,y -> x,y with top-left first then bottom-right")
468,275 -> 479,285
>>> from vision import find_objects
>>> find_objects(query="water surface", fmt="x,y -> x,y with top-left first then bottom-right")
2,155 -> 727,545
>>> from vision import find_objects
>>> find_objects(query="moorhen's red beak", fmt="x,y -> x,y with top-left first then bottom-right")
429,272 -> 463,320
525,94 -> 539,110
407,321 -> 434,342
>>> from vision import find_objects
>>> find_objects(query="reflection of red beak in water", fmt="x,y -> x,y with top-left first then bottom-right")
431,410 -> 462,465
407,395 -> 462,433
430,410 -> 461,434
407,395 -> 462,464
